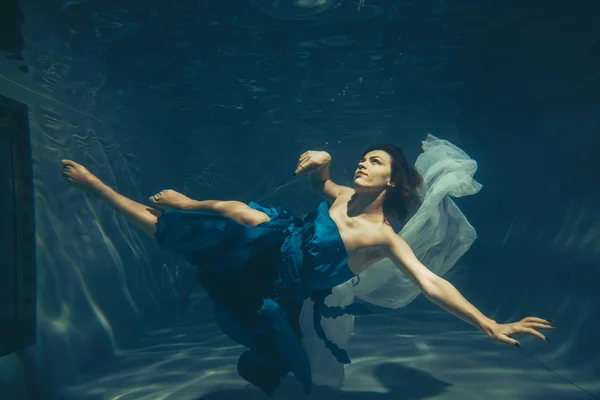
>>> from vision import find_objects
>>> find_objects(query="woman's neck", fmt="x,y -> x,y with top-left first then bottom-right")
347,191 -> 387,223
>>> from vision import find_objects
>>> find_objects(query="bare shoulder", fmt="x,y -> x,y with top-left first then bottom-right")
328,190 -> 355,208
337,184 -> 355,196
322,181 -> 353,200
375,225 -> 410,254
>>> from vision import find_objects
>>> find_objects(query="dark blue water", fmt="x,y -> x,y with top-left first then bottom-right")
0,0 -> 599,399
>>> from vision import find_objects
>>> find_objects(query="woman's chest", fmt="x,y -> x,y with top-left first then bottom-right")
328,210 -> 388,274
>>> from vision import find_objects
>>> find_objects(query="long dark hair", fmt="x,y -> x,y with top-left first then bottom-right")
361,143 -> 423,222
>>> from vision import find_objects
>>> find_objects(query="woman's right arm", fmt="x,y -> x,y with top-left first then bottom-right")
295,151 -> 352,200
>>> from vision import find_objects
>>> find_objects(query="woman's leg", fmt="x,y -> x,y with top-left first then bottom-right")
149,189 -> 270,226
61,160 -> 163,237
61,160 -> 270,238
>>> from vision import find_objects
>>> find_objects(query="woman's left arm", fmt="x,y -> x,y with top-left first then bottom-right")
385,233 -> 555,347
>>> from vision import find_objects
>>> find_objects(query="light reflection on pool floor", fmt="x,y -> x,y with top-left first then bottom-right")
61,307 -> 595,400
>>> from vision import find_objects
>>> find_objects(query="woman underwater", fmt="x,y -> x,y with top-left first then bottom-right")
60,135 -> 553,395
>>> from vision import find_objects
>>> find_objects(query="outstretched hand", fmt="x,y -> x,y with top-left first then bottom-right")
294,151 -> 332,176
488,317 -> 555,347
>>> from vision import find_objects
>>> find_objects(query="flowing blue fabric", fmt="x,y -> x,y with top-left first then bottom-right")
154,200 -> 363,395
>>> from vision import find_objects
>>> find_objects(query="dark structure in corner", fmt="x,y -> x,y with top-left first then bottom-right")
0,94 -> 36,357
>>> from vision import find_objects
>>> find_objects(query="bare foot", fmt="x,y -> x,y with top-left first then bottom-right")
61,160 -> 104,195
149,189 -> 193,210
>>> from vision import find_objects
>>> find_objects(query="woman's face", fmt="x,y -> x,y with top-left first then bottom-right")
353,150 -> 394,192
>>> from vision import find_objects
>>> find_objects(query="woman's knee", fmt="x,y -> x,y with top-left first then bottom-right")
216,201 -> 269,226
213,200 -> 245,215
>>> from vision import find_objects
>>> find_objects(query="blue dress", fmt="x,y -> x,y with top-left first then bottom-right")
154,200 -> 370,395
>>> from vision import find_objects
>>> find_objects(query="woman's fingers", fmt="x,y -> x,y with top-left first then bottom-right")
523,317 -> 553,326
501,334 -> 521,348
295,164 -> 317,176
492,318 -> 554,348
295,151 -> 328,176
519,327 -> 548,342
525,322 -> 555,330
295,159 -> 312,175
302,165 -> 319,175
295,154 -> 310,172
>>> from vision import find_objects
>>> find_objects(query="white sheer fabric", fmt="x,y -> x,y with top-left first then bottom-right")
300,134 -> 483,388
